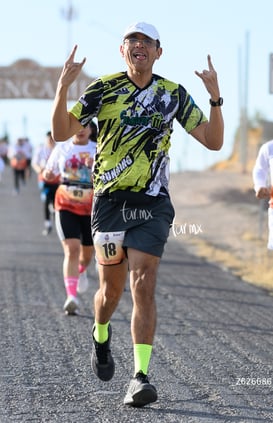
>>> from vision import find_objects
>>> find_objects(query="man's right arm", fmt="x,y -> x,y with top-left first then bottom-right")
51,45 -> 86,141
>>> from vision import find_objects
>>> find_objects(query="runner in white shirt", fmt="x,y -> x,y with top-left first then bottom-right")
252,140 -> 273,249
44,121 -> 97,314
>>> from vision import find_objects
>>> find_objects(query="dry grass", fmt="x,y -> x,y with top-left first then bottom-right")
188,236 -> 273,292
170,126 -> 273,292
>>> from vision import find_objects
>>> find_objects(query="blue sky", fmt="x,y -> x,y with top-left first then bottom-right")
1,0 -> 273,171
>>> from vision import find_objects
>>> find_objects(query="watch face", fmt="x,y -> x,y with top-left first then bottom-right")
218,97 -> 223,105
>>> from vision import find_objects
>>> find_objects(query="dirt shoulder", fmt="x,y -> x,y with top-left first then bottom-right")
169,169 -> 273,291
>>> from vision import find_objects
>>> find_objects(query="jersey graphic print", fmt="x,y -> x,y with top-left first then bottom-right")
46,140 -> 96,215
70,72 -> 207,196
57,151 -> 93,214
62,152 -> 93,187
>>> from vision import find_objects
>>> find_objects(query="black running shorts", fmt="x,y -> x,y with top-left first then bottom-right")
55,209 -> 93,246
91,191 -> 175,257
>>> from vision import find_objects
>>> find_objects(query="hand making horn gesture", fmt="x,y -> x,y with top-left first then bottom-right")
59,45 -> 86,88
195,55 -> 220,99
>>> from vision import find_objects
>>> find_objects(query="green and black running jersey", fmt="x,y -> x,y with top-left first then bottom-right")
69,72 -> 207,196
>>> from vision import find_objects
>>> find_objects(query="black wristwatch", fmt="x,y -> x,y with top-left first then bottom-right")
209,97 -> 223,107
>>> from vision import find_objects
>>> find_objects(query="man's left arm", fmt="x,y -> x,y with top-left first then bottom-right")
191,55 -> 224,151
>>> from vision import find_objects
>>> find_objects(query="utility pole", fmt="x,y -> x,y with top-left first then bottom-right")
61,0 -> 78,56
239,31 -> 250,174
269,53 -> 273,94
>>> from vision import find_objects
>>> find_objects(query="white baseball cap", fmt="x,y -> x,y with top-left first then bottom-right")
123,22 -> 160,41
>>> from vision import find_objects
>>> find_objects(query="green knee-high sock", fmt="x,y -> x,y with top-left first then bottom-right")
134,344 -> 153,376
93,321 -> 110,343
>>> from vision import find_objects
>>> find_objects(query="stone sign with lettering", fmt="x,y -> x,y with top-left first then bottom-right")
0,59 -> 95,100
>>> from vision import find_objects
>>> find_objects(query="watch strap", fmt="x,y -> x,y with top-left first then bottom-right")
209,97 -> 223,107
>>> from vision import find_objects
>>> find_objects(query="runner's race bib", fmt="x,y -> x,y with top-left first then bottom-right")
94,231 -> 125,265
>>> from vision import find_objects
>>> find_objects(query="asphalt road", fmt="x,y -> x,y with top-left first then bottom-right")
1,167 -> 273,423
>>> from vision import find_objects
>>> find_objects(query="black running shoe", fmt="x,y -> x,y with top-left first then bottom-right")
124,371 -> 158,407
91,324 -> 115,381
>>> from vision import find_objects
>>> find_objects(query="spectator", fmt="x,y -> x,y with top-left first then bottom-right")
253,140 -> 273,249
8,138 -> 28,195
32,131 -> 59,235
23,137 -> 33,180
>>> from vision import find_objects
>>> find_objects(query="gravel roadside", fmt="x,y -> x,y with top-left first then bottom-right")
170,169 -> 273,291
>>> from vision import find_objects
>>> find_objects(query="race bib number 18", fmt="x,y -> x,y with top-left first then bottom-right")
94,231 -> 125,265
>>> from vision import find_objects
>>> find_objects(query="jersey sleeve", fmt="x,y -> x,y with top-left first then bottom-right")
69,78 -> 104,126
176,84 -> 207,133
